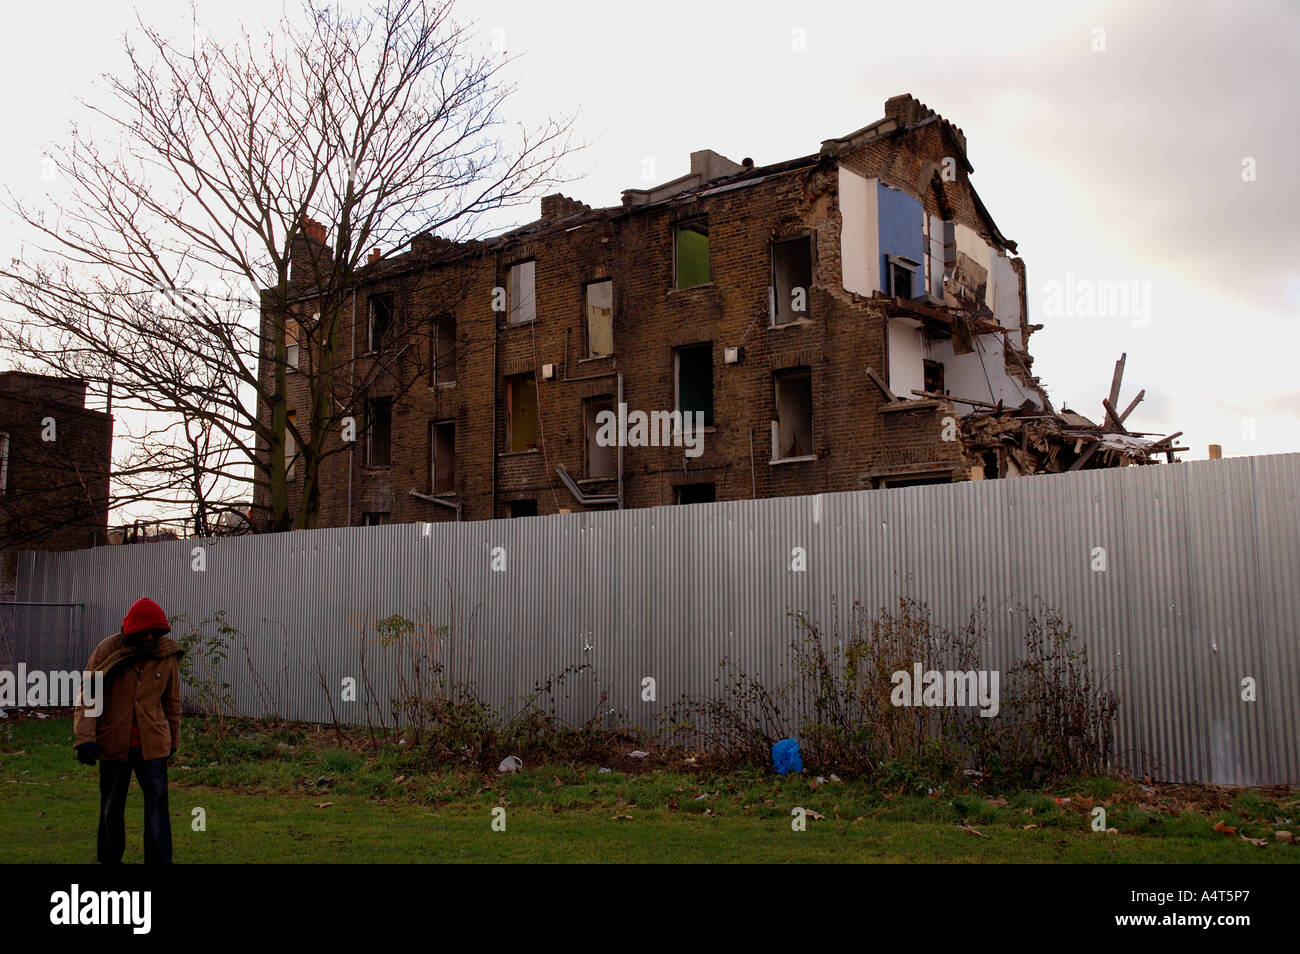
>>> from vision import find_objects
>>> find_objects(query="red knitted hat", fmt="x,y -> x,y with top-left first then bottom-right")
122,598 -> 170,636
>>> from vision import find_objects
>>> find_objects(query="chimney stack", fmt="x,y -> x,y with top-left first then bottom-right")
540,193 -> 592,219
289,216 -> 332,284
301,216 -> 329,245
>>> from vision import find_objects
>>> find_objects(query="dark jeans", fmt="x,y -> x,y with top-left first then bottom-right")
97,748 -> 172,864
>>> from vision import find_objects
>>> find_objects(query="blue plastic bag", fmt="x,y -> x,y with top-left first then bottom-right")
771,737 -> 802,775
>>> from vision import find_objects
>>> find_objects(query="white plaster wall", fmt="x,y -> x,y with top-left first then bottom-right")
838,167 -> 878,296
991,253 -> 1022,347
927,214 -> 945,299
954,223 -> 993,308
888,317 -> 926,398
929,334 -> 1042,413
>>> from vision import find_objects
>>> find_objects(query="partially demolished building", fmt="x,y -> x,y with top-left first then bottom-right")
259,93 -> 1182,526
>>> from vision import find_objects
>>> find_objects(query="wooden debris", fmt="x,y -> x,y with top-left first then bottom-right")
1107,353 -> 1126,413
865,367 -> 899,402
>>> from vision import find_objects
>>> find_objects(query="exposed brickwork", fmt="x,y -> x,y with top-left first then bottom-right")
0,373 -> 113,595
256,96 -> 1034,527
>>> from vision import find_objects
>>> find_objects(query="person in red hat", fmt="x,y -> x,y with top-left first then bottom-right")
74,597 -> 184,864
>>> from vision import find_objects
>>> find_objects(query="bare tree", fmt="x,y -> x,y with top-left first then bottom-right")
1,0 -> 576,532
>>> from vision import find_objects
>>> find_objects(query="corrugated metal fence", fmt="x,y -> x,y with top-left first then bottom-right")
13,454 -> 1300,785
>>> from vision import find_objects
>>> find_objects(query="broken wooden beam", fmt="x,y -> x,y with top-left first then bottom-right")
1107,353 -> 1126,413
1069,442 -> 1101,471
865,367 -> 899,402
1118,389 -> 1145,424
1102,398 -> 1125,431
909,388 -> 1000,409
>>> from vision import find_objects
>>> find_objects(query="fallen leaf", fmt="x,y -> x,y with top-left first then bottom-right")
806,810 -> 825,821
958,824 -> 989,838
1273,830 -> 1293,844
1213,819 -> 1237,835
1023,824 -> 1038,830
1240,834 -> 1268,848
987,797 -> 1008,808
315,801 -> 333,809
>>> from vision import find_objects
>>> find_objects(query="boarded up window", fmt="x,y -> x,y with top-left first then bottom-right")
368,294 -> 394,351
585,280 -> 614,357
430,420 -> 455,494
773,368 -> 813,460
508,260 -> 536,324
887,258 -> 915,299
675,344 -> 713,428
586,395 -> 615,478
367,397 -> 392,467
432,314 -> 456,385
675,483 -> 715,505
674,219 -> 709,289
771,236 -> 812,324
923,359 -> 945,395
508,499 -> 537,518
506,373 -> 538,451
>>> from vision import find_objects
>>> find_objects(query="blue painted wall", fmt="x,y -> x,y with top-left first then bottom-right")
877,182 -> 924,296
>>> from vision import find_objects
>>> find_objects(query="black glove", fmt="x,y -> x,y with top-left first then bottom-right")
75,742 -> 97,765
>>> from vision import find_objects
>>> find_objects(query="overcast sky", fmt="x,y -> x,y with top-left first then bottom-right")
2,0 -> 1296,462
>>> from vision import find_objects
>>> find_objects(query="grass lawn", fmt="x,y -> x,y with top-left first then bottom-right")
2,715 -> 1296,864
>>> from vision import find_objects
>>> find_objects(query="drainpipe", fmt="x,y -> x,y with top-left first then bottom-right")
749,427 -> 757,498
555,465 -> 619,506
408,489 -> 462,520
491,255 -> 499,518
347,290 -> 355,526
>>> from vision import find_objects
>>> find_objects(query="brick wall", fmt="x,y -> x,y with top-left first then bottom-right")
256,99 -> 1023,527
0,381 -> 113,594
